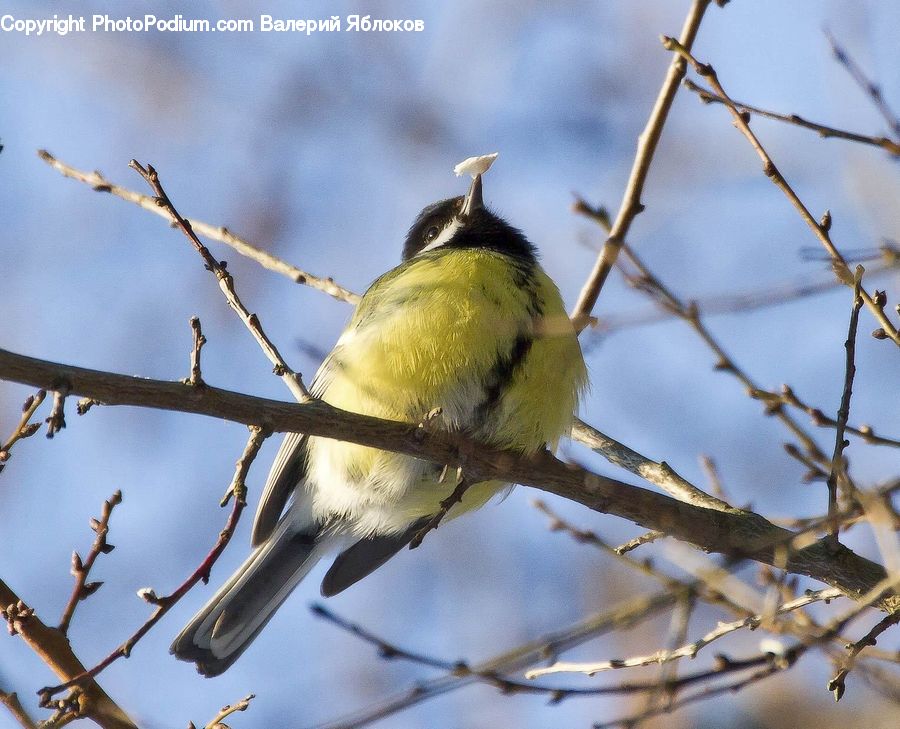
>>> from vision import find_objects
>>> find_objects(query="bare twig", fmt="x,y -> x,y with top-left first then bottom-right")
187,316 -> 206,387
667,37 -> 900,345
38,150 -> 360,305
826,272 -> 864,547
221,424 -> 271,507
571,418 -> 732,511
526,588 -> 842,678
824,30 -> 900,138
0,689 -> 38,729
129,160 -> 312,402
616,530 -> 665,555
699,455 -> 727,500
574,199 -> 832,470
309,591 -> 680,729
319,592 -> 788,701
0,389 -> 46,474
409,470 -> 470,549
45,387 -> 68,439
756,384 -> 900,449
189,694 -> 256,729
827,610 -> 900,701
583,241 -> 899,337
644,590 -> 694,713
58,490 -> 123,636
683,78 -> 900,156
590,650 -> 797,729
38,427 -> 269,702
570,0 -> 717,329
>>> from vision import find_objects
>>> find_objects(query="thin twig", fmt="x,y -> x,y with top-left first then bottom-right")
409,470 -> 470,549
189,694 -> 256,729
643,590 -> 694,713
526,588 -> 842,678
0,389 -> 46,474
310,595 -> 795,727
824,30 -> 900,138
615,531 -> 665,555
38,427 -> 269,703
58,490 -> 123,636
574,199 -> 832,470
570,0 -> 717,329
667,37 -> 900,345
827,610 -> 900,701
699,455 -> 728,501
755,384 -> 900,449
683,78 -> 900,156
590,651 -> 796,729
188,316 -> 206,387
583,241 -> 899,337
45,387 -> 68,439
129,160 -> 312,401
309,591 -> 679,729
38,150 -> 360,305
826,272 -> 864,548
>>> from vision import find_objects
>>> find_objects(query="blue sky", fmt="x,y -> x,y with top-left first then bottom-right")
1,2 -> 898,728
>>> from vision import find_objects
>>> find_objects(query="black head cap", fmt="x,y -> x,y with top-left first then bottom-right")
402,176 -> 536,262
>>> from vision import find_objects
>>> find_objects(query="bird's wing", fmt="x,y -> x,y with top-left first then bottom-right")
319,517 -> 430,597
250,432 -> 308,546
250,343 -> 348,547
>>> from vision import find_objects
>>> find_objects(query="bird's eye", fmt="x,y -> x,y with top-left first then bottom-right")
425,226 -> 440,242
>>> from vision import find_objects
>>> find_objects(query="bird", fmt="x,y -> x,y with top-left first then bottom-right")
171,164 -> 588,676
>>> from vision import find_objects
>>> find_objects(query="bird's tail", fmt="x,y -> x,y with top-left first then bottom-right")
171,518 -> 338,676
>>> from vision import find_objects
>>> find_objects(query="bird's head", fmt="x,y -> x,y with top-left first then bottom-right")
402,174 -> 536,262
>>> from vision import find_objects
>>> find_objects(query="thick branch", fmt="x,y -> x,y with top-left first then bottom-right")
0,347 -> 895,611
0,580 -> 136,729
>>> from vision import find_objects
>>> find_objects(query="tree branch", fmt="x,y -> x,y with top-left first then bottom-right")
570,0 -> 717,328
0,580 -> 136,729
0,347 -> 895,612
128,160 -> 311,402
683,78 -> 900,156
667,37 -> 900,345
37,150 -> 360,305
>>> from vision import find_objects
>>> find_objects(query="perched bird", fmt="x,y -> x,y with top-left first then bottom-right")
171,164 -> 588,676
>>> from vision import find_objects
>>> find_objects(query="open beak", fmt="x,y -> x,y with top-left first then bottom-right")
459,174 -> 483,219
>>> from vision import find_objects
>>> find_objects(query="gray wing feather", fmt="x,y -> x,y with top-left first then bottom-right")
250,432 -> 307,546
320,517 -> 430,597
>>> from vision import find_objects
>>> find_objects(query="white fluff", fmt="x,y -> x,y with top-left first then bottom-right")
453,152 -> 499,177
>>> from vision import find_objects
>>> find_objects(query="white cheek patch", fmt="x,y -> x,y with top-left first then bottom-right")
416,219 -> 462,256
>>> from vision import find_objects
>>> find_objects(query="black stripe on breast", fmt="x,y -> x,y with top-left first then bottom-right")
472,267 -> 545,427
473,332 -> 533,427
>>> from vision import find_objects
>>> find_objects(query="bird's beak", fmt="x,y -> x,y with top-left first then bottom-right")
459,174 -> 483,219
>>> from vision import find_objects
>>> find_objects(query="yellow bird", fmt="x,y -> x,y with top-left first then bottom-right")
172,165 -> 588,676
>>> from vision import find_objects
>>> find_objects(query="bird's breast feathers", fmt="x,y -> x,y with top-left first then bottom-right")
306,248 -> 586,533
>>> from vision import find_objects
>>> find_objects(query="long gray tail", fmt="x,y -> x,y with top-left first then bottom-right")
171,520 -> 334,676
